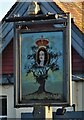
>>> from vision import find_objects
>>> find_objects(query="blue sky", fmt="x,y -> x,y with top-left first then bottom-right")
0,0 -> 16,21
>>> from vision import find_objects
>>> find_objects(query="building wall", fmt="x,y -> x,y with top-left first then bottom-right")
2,40 -> 13,74
0,85 -> 33,118
72,47 -> 84,73
0,81 -> 84,118
0,85 -> 15,118
72,81 -> 84,111
76,81 -> 84,111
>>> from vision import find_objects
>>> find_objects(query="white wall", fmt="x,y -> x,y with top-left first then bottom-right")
72,81 -> 77,110
76,81 -> 84,111
0,85 -> 33,118
72,81 -> 84,111
0,85 -> 16,118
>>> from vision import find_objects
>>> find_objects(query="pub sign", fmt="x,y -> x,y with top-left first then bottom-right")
14,20 -> 72,107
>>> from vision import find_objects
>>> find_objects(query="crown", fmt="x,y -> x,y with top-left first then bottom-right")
36,36 -> 49,47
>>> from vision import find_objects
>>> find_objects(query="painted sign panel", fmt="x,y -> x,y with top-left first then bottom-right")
20,30 -> 66,104
14,21 -> 72,106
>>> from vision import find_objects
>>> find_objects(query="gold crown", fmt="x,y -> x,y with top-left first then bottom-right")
36,36 -> 49,47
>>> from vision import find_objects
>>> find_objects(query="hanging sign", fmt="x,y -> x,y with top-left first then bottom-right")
14,18 -> 71,107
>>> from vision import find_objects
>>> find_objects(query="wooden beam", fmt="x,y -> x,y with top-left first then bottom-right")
5,14 -> 67,22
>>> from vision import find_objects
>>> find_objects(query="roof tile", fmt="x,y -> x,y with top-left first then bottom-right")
53,1 -> 84,33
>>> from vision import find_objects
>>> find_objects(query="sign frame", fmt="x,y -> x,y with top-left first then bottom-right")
14,20 -> 72,107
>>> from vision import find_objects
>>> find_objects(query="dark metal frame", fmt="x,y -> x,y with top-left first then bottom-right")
13,15 -> 71,107
5,14 -> 66,22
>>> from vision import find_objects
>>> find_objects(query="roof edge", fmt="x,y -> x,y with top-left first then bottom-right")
2,2 -> 18,23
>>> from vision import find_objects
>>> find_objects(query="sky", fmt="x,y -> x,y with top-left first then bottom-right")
0,0 -> 16,21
